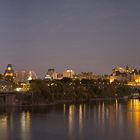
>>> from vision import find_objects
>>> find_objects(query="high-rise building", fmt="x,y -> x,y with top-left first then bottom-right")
63,69 -> 75,79
15,70 -> 37,83
45,69 -> 57,80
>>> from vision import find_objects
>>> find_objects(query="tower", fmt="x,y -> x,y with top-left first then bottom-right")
4,64 -> 15,82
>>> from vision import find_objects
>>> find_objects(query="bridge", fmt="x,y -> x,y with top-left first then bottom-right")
0,92 -> 17,105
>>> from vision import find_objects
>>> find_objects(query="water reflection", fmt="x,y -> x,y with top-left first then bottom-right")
63,104 -> 66,116
0,100 -> 140,140
68,105 -> 75,134
0,110 -> 31,140
66,99 -> 140,140
128,99 -> 140,140
0,114 -> 8,140
20,111 -> 31,140
79,104 -> 83,134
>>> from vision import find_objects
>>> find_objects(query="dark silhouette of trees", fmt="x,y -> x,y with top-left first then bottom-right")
28,78 -> 128,104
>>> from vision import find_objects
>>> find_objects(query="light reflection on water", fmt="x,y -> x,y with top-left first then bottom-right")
0,99 -> 140,140
128,100 -> 140,140
79,104 -> 83,134
0,114 -> 8,140
20,112 -> 31,140
68,105 -> 75,135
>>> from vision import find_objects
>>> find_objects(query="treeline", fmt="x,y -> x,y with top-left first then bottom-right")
23,78 -> 132,104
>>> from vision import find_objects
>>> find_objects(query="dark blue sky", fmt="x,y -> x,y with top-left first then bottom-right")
0,0 -> 140,77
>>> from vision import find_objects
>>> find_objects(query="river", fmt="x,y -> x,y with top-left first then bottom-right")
0,99 -> 140,140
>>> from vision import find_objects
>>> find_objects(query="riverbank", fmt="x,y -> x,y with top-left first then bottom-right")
2,97 -> 132,107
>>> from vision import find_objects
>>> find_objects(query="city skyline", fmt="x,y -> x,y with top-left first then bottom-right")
0,0 -> 140,77
1,64 -> 140,79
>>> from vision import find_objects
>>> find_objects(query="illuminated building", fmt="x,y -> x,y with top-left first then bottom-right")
109,76 -> 128,83
128,75 -> 140,87
14,71 -> 37,92
110,66 -> 138,82
63,69 -> 75,79
45,74 -> 51,80
45,69 -> 58,80
109,76 -> 116,83
112,66 -> 137,77
133,75 -> 140,83
78,72 -> 100,80
15,71 -> 37,83
4,64 -> 15,81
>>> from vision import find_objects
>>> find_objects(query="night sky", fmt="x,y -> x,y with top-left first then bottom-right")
0,0 -> 140,77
